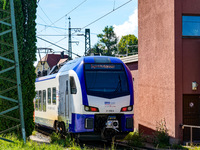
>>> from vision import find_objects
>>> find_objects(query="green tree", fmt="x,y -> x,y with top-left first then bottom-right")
0,0 -> 37,137
97,26 -> 118,56
118,34 -> 138,55
86,43 -> 103,56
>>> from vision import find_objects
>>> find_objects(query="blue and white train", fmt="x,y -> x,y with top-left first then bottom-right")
34,56 -> 134,140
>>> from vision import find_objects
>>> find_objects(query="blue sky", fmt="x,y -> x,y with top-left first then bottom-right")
36,0 -> 138,60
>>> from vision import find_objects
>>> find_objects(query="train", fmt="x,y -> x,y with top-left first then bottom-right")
34,56 -> 134,140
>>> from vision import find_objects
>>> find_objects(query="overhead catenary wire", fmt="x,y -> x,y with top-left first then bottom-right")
52,0 -> 87,25
46,37 -> 67,48
81,0 -> 132,30
38,4 -> 54,25
37,23 -> 68,30
38,0 -> 87,33
37,36 -> 81,57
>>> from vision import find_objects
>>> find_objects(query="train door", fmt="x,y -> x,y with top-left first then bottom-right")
59,75 -> 70,121
65,79 -> 70,120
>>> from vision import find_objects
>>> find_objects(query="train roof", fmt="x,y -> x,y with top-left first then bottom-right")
58,56 -> 123,73
36,56 -> 127,82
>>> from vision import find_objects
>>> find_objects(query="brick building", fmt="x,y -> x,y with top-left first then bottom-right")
138,0 -> 200,143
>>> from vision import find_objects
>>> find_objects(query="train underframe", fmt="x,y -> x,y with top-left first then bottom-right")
70,114 -> 134,141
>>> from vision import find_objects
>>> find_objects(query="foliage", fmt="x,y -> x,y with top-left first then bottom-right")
0,0 -> 37,137
172,144 -> 188,149
153,118 -> 170,148
50,132 -> 71,147
118,34 -> 138,55
96,26 -> 118,56
86,43 -> 102,56
124,131 -> 145,147
0,133 -> 83,150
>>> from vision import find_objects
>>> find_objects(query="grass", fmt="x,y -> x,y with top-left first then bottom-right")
123,131 -> 145,148
0,133 -> 84,150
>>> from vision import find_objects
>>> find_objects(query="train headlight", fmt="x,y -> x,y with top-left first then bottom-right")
121,105 -> 133,112
85,106 -> 90,111
84,105 -> 99,112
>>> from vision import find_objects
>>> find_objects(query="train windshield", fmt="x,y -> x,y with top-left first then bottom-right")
84,63 -> 129,98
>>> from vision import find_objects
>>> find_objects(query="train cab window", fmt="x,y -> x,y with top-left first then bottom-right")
43,90 -> 46,112
48,88 -> 51,104
52,87 -> 56,104
39,91 -> 42,111
70,76 -> 77,94
35,91 -> 39,111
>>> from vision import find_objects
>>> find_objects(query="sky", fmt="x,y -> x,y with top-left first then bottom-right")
36,0 -> 138,61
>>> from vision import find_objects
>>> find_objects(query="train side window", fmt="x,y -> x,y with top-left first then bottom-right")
48,88 -> 51,104
52,87 -> 56,104
66,80 -> 68,95
70,76 -> 77,94
35,91 -> 38,111
39,90 -> 42,111
43,90 -> 46,112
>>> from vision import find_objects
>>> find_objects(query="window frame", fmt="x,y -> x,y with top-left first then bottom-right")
52,87 -> 56,105
43,90 -> 46,112
182,15 -> 200,38
35,91 -> 39,111
47,88 -> 51,105
39,90 -> 42,111
70,76 -> 77,94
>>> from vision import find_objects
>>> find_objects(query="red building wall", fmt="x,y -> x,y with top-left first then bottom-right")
138,0 -> 176,140
138,0 -> 200,142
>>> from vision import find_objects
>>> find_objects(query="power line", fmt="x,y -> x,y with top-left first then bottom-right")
47,37 -> 67,48
37,36 -> 81,57
38,0 -> 87,33
81,0 -> 132,30
37,14 -> 49,25
37,23 -> 67,30
38,4 -> 54,24
37,34 -> 68,36
53,0 -> 87,25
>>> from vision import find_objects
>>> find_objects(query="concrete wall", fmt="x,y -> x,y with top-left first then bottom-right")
138,0 -> 176,139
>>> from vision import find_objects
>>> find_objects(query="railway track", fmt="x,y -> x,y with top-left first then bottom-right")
35,126 -> 141,149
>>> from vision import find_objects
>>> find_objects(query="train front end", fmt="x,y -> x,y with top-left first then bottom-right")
72,56 -> 134,140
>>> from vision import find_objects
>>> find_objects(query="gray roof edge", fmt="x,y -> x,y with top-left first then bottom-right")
119,54 -> 138,64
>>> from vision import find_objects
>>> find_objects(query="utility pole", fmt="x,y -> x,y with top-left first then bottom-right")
68,17 -> 72,58
68,17 -> 80,59
85,29 -> 91,56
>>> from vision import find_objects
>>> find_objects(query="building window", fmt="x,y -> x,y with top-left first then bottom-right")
43,90 -> 46,112
182,16 -> 200,37
52,87 -> 56,104
48,88 -> 51,104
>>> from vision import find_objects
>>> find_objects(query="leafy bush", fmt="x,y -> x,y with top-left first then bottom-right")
0,133 -> 83,150
50,132 -> 71,147
124,131 -> 145,147
153,118 -> 170,148
0,0 -> 37,137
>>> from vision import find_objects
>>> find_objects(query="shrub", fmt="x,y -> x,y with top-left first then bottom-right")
50,132 -> 71,147
153,118 -> 170,148
124,131 -> 145,147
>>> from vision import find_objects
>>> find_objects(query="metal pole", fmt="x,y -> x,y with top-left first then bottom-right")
190,127 -> 192,145
10,0 -> 26,143
68,17 -> 72,58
